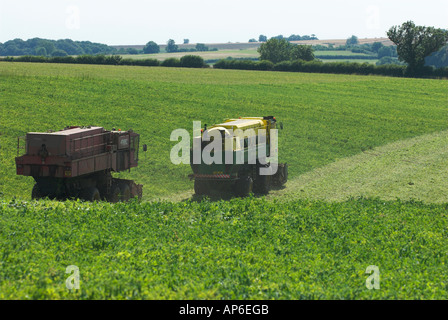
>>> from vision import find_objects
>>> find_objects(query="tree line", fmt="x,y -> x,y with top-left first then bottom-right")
143,39 -> 218,54
0,38 -> 117,57
0,54 -> 209,68
255,36 -> 400,66
0,37 -> 219,57
213,58 -> 448,78
251,34 -> 319,42
247,21 -> 448,77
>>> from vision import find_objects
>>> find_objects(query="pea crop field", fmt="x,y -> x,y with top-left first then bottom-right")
0,62 -> 447,299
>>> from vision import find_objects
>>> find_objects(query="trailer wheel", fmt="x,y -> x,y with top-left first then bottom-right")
32,183 -> 42,200
279,163 -> 288,185
81,187 -> 101,202
194,180 -> 207,196
254,174 -> 271,194
119,183 -> 131,202
235,176 -> 253,197
272,163 -> 288,186
108,184 -> 121,203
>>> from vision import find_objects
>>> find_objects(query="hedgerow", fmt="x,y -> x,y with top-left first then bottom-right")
214,58 -> 448,78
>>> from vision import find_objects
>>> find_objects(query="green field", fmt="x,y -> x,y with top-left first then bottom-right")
318,59 -> 379,64
314,50 -> 375,56
1,197 -> 448,299
1,62 -> 447,201
121,49 -> 259,61
315,51 -> 379,65
273,130 -> 448,203
120,49 -> 378,64
0,62 -> 447,299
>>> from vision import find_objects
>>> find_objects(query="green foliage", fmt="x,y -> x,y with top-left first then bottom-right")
1,197 -> 448,299
215,58 -> 410,77
425,45 -> 448,68
258,35 -> 267,42
0,57 -> 447,301
161,57 -> 181,67
315,55 -> 377,60
271,35 -> 284,40
257,38 -> 293,63
346,35 -> 359,46
143,41 -> 160,54
277,129 -> 448,203
0,38 -> 117,56
120,58 -> 159,67
126,48 -> 139,55
387,21 -> 448,76
377,46 -> 394,59
180,55 -> 207,68
287,34 -> 302,41
371,42 -> 384,53
37,40 -> 56,56
35,47 -> 47,57
195,43 -> 209,52
290,45 -> 315,61
258,39 -> 316,63
376,57 -> 404,66
166,39 -> 178,53
213,59 -> 273,71
1,62 -> 447,201
214,57 -> 448,78
287,34 -> 318,41
51,49 -> 68,57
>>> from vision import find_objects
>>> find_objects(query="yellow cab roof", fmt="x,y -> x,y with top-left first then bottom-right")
213,118 -> 265,130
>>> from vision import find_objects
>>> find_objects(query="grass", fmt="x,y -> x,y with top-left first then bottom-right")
1,197 -> 447,299
0,62 -> 447,201
271,130 -> 448,203
314,50 -> 376,57
318,59 -> 379,64
0,62 -> 447,300
120,49 -> 378,64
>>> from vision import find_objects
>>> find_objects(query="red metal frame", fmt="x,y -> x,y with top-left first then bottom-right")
15,126 -> 139,179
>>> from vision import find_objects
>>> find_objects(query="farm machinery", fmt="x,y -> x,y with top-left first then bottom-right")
15,126 -> 142,202
189,116 -> 288,196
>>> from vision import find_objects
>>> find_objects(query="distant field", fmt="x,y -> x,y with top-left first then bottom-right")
121,49 -> 378,64
112,37 -> 393,51
319,59 -> 379,64
314,50 -> 378,64
121,49 -> 259,61
314,50 -> 375,56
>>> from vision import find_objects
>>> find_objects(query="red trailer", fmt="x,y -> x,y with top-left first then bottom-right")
15,126 -> 142,202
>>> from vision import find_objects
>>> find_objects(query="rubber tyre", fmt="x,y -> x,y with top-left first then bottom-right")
194,180 -> 207,196
235,176 -> 253,197
119,183 -> 131,202
31,183 -> 42,200
108,184 -> 121,203
81,187 -> 101,202
280,163 -> 288,185
272,163 -> 289,186
254,174 -> 271,194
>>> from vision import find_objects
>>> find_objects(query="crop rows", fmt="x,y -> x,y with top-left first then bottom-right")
1,197 -> 447,299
